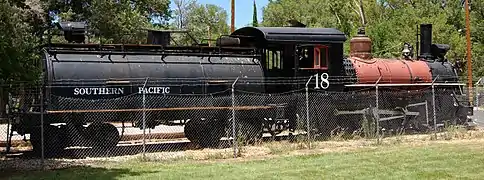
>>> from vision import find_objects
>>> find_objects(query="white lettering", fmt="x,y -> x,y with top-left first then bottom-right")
118,88 -> 124,94
138,86 -> 171,94
74,88 -> 80,95
73,87 -> 125,96
73,87 -> 168,96
314,73 -> 330,89
99,87 -> 107,95
79,88 -> 86,95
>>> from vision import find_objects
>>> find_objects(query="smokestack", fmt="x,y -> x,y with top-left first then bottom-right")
419,24 -> 432,59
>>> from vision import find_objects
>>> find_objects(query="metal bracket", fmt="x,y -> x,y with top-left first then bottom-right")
334,101 -> 427,123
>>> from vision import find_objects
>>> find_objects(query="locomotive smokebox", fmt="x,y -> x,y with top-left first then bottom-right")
419,24 -> 432,59
350,27 -> 372,60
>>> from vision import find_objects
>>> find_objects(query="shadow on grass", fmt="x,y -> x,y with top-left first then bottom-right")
0,159 -> 156,180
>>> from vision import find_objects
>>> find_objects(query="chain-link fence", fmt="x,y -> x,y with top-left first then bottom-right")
0,77 -> 478,167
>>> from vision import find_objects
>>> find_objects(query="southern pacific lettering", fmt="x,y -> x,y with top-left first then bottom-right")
73,87 -> 124,95
73,87 -> 171,95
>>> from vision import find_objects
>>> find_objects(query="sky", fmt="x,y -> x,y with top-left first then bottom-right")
170,0 -> 269,29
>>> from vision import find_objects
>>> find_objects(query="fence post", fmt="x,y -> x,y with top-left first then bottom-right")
425,100 -> 429,126
3,84 -> 12,155
142,78 -> 149,160
475,78 -> 482,108
40,83 -> 45,168
5,104 -> 10,154
0,86 -> 4,119
375,76 -> 381,142
231,77 -> 239,158
432,75 -> 439,134
305,76 -> 313,149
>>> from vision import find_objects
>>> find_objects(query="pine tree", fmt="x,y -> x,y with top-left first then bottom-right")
252,0 -> 258,27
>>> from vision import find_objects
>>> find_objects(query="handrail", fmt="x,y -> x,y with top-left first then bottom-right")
43,42 -> 258,52
46,49 -> 261,58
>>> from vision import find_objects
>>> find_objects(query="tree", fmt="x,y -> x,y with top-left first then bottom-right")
252,0 -> 258,27
170,2 -> 230,46
44,0 -> 172,43
0,1 -> 43,83
468,0 -> 484,79
173,0 -> 197,29
0,0 -> 45,117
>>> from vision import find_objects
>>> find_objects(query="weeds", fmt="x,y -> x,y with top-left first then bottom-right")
329,126 -> 347,141
126,124 -> 484,164
441,125 -> 468,140
264,141 -> 309,155
426,123 -> 484,141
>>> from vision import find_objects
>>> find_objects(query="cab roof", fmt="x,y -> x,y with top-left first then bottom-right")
230,26 -> 347,45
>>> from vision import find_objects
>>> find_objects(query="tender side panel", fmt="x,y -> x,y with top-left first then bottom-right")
46,53 -> 265,98
348,57 -> 433,84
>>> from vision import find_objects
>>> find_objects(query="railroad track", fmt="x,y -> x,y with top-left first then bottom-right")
1,132 -> 302,159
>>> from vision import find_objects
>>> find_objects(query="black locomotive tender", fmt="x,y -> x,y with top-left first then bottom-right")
10,21 -> 474,156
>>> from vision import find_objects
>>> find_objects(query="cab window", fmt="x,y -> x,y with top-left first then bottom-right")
299,45 -> 328,70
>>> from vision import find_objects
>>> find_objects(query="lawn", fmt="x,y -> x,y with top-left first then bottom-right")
4,138 -> 484,180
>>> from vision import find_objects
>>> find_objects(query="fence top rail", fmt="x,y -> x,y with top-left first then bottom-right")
345,83 -> 466,87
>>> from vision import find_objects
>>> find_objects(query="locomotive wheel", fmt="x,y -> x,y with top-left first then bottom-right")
30,125 -> 67,158
85,122 -> 120,148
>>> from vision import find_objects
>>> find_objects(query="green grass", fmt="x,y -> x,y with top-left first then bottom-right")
4,139 -> 484,180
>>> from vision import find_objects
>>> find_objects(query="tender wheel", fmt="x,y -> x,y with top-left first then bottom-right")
200,119 -> 225,148
184,119 -> 200,144
184,119 -> 226,148
30,125 -> 67,158
236,118 -> 263,145
85,122 -> 120,148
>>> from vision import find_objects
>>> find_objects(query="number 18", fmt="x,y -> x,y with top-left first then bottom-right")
314,73 -> 330,89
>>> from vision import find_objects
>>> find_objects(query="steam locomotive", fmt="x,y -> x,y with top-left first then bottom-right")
8,21 -> 473,156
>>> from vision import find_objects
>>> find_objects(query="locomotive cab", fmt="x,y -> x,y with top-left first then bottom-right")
229,25 -> 347,92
